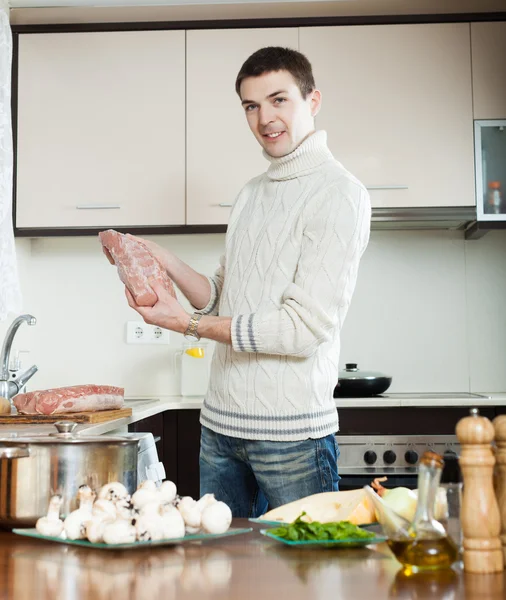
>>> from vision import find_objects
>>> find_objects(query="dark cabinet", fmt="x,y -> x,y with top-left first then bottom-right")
129,409 -> 201,499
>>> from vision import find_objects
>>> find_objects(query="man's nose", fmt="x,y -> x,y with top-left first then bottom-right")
258,104 -> 275,126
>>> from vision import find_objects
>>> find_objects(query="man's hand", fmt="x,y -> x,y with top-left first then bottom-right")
125,280 -> 189,334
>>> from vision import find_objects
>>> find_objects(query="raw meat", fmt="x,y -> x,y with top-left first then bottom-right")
99,229 -> 176,306
13,384 -> 125,415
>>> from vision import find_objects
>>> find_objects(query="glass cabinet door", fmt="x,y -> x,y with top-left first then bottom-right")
475,120 -> 506,220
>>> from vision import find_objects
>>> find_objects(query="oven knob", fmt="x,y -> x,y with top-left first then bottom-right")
405,450 -> 419,465
383,450 -> 397,465
364,451 -> 377,465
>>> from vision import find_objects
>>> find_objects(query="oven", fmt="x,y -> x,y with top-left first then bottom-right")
335,434 -> 460,491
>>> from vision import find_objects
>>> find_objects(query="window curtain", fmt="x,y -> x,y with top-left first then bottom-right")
0,0 -> 21,321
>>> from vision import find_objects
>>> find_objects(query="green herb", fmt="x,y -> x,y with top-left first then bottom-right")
268,512 -> 375,542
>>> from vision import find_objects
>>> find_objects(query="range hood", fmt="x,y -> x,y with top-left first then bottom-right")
371,206 -> 477,231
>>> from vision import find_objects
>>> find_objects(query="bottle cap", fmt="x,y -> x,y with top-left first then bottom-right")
420,450 -> 444,469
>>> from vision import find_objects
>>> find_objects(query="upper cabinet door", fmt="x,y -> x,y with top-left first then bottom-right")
300,24 -> 475,208
16,31 -> 186,229
471,22 -> 506,120
186,28 -> 298,225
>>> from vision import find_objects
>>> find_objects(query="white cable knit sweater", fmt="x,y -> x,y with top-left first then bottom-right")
199,131 -> 371,441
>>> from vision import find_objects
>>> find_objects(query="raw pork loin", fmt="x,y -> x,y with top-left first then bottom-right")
99,229 -> 176,306
13,384 -> 124,415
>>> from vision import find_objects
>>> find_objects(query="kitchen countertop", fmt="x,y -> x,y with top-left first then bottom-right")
1,520 -> 504,600
1,392 -> 505,438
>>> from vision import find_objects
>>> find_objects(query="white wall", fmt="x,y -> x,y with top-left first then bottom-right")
1,229 -> 505,396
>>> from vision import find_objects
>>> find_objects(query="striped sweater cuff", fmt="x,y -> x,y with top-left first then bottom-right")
231,314 -> 260,353
194,277 -> 220,316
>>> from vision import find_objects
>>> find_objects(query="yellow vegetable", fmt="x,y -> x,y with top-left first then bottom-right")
185,347 -> 205,359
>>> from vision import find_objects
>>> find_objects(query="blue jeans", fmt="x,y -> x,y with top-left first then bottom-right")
199,426 -> 340,518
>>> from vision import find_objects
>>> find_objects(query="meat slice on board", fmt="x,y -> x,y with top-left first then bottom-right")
99,230 -> 176,306
13,384 -> 125,415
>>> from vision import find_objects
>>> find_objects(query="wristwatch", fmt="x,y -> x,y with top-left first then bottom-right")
184,313 -> 203,341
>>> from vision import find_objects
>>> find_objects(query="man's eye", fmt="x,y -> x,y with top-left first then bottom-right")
274,97 -> 287,104
245,104 -> 257,112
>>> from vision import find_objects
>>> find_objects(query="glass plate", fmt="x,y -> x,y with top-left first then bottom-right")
260,528 -> 387,547
249,518 -> 290,527
13,527 -> 253,550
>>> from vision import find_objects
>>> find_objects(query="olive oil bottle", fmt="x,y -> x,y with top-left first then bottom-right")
387,451 -> 458,571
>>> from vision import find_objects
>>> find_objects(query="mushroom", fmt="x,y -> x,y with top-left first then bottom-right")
160,504 -> 186,540
177,497 -> 201,535
92,499 -> 117,522
137,480 -> 157,492
195,493 -> 218,513
36,495 -> 64,537
201,501 -> 232,535
159,480 -> 177,504
135,502 -> 165,542
115,495 -> 135,521
63,485 -> 96,540
86,518 -> 108,544
103,518 -> 137,545
131,485 -> 161,511
98,482 -> 129,503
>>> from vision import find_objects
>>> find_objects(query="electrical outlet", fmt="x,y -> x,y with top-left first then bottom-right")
126,321 -> 170,345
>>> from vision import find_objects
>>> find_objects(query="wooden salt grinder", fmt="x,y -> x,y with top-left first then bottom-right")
493,415 -> 506,566
456,407 -> 503,574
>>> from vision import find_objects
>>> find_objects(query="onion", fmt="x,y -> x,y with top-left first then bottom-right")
381,487 -> 418,522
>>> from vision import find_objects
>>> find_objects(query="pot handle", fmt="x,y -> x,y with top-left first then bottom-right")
0,445 -> 30,459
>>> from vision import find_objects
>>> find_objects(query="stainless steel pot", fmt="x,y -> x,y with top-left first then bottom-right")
334,363 -> 393,397
0,421 -> 139,528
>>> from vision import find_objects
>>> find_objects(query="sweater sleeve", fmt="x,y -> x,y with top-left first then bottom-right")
230,182 -> 371,357
193,254 -> 225,316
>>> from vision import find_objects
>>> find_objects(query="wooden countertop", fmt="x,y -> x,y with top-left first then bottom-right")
1,520 -> 505,599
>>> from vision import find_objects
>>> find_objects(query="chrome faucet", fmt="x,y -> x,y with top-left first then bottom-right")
0,314 -> 38,401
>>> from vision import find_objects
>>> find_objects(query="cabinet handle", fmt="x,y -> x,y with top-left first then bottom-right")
218,203 -> 233,207
76,204 -> 121,210
366,185 -> 409,190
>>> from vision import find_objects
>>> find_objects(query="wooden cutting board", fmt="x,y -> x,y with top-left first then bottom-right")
0,407 -> 133,424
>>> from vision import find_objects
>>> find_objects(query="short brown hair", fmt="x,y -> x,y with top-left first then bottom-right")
235,46 -> 316,99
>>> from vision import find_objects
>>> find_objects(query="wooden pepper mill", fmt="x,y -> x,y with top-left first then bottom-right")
493,415 -> 506,566
456,407 -> 503,573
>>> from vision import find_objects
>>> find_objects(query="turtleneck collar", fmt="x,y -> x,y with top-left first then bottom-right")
264,130 -> 334,181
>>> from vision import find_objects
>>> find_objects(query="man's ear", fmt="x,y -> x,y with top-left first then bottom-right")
309,89 -> 322,118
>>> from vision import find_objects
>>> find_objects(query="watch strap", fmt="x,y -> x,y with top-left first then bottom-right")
184,313 -> 203,340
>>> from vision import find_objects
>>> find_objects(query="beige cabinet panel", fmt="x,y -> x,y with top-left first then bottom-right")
186,28 -> 298,225
471,22 -> 506,119
16,31 -> 185,229
300,24 -> 475,208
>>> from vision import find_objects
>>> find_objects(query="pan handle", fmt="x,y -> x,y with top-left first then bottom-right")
0,446 -> 30,459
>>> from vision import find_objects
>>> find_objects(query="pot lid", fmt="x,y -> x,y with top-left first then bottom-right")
0,421 -> 141,445
338,363 -> 392,380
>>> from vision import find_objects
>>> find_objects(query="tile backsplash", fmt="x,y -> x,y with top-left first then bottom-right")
1,229 -> 505,396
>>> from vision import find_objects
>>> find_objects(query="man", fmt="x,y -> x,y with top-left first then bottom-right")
123,47 -> 371,517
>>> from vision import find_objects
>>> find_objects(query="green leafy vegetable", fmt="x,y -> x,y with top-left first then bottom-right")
268,512 -> 375,542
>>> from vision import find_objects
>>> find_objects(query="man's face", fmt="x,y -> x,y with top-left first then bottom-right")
239,70 -> 321,158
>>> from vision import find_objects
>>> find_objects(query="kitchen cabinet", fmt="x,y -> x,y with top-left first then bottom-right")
16,30 -> 186,229
129,409 -> 200,498
474,119 -> 506,221
299,24 -> 475,209
471,22 -> 506,120
186,28 -> 299,225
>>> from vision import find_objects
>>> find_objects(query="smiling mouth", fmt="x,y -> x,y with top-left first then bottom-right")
263,131 -> 285,140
